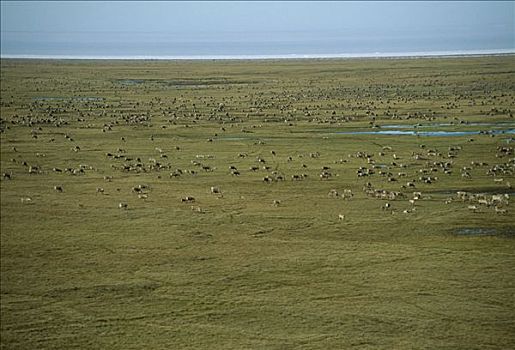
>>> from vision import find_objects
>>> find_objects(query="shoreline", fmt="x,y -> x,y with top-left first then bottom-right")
1,49 -> 514,61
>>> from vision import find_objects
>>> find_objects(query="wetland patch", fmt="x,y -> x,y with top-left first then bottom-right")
454,227 -> 515,237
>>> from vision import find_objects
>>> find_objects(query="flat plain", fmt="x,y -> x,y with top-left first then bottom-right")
1,56 -> 514,349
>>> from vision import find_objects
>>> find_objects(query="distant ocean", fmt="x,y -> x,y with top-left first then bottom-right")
1,31 -> 513,59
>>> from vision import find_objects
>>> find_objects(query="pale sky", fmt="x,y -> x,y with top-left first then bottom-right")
1,1 -> 513,56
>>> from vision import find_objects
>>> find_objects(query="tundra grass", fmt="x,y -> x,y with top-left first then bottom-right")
1,56 -> 514,349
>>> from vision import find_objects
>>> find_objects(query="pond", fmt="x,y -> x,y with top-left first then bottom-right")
380,122 -> 515,129
334,129 -> 515,136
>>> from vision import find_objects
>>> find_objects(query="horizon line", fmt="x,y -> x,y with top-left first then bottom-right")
2,49 -> 514,61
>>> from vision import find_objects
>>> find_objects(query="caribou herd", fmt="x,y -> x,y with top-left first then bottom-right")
6,119 -> 512,223
1,62 -> 513,228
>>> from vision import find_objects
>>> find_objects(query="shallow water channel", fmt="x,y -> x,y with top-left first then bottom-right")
33,97 -> 104,101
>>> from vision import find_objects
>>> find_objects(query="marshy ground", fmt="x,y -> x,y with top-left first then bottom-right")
1,56 -> 514,349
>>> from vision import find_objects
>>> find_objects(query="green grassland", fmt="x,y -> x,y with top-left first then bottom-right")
1,56 -> 514,349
